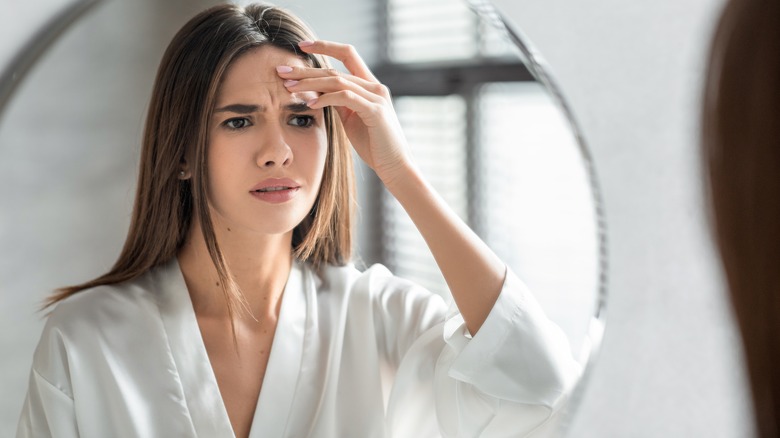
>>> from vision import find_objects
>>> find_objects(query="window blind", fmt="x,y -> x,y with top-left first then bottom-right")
382,96 -> 467,297
387,0 -> 478,63
387,0 -> 515,63
382,0 -> 533,298
382,0 -> 510,297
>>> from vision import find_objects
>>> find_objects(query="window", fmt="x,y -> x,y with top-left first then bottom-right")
370,0 -> 597,354
371,0 -> 529,298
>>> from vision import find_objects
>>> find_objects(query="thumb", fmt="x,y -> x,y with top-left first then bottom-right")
334,106 -> 351,124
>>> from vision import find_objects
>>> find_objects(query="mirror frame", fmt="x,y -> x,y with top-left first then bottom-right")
0,0 -> 103,121
465,0 -> 609,430
0,0 -> 608,434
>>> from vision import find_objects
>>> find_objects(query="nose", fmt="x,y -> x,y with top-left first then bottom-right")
256,121 -> 292,168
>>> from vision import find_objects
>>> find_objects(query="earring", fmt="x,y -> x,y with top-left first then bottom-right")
179,170 -> 185,177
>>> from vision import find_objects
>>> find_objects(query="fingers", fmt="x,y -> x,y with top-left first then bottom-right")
277,66 -> 389,104
277,40 -> 391,126
307,89 -> 385,127
297,40 -> 378,82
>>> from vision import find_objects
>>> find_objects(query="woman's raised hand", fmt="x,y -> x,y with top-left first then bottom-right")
276,40 -> 412,186
279,41 -> 505,336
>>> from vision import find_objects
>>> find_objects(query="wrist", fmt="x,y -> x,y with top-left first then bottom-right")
374,157 -> 412,190
376,159 -> 418,192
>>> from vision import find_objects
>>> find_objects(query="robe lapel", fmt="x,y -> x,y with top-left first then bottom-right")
155,258 -> 235,437
248,259 -> 308,437
155,258 -> 308,438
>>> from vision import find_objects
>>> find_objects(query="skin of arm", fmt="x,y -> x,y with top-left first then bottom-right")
279,40 -> 505,335
381,161 -> 505,335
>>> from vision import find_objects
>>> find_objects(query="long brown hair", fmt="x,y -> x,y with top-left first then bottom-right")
45,3 -> 355,323
702,0 -> 780,435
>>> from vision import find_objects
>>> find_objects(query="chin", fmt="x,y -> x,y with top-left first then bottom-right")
210,205 -> 308,236
249,212 -> 310,235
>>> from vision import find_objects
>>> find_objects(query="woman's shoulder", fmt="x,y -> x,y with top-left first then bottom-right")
316,260 -> 393,288
314,260 -> 440,302
44,265 -> 167,338
317,260 -> 390,282
315,261 -> 449,352
32,263 -> 178,389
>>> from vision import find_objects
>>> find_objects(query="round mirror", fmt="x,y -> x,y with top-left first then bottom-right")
1,0 -> 606,435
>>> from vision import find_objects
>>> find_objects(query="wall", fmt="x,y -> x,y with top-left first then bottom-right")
0,0 -> 219,432
490,0 -> 756,436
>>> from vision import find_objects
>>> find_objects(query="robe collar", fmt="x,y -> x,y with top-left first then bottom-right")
155,257 -> 309,437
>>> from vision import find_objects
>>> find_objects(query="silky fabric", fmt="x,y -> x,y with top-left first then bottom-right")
17,258 -> 581,437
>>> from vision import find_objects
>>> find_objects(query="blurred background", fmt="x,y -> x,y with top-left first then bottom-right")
0,0 -> 754,436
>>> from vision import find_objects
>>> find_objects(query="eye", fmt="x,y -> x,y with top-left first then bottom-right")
223,117 -> 251,130
288,115 -> 315,128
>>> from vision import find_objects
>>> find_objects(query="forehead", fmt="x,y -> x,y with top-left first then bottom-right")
217,45 -> 311,100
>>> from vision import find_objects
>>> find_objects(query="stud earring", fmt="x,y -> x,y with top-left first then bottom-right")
179,170 -> 185,177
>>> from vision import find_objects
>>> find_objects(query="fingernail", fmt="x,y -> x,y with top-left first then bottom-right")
306,98 -> 318,107
276,65 -> 293,73
283,80 -> 299,87
298,40 -> 315,47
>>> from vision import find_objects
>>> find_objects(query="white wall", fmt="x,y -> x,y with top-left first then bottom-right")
0,0 -> 217,432
490,0 -> 756,436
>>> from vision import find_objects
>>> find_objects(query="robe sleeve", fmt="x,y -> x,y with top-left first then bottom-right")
16,369 -> 79,438
364,264 -> 451,368
434,268 -> 582,437
374,265 -> 582,438
17,311 -> 80,438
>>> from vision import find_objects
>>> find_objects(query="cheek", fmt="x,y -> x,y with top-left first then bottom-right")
206,138 -> 245,198
293,129 -> 328,178
206,142 -> 226,188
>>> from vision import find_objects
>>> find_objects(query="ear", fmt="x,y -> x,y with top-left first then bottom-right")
178,160 -> 191,180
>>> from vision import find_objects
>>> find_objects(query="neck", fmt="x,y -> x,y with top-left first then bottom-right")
177,216 -> 293,322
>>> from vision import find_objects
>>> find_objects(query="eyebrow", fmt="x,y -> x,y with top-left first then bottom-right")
213,101 -> 312,114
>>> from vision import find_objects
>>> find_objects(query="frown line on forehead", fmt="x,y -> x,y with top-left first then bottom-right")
213,101 -> 312,114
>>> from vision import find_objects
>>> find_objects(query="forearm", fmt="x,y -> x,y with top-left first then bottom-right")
382,163 -> 505,335
286,40 -> 506,333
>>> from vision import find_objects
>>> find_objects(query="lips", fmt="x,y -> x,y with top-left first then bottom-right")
255,186 -> 294,192
250,178 -> 301,204
250,178 -> 301,193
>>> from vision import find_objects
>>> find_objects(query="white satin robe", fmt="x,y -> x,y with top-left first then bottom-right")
17,258 -> 581,437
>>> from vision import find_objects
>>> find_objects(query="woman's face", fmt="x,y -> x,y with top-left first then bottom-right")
206,45 -> 327,237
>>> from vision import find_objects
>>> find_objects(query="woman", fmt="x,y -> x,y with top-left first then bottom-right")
702,0 -> 780,436
17,3 -> 579,437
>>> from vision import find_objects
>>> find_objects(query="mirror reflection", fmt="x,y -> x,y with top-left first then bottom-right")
1,0 -> 603,436
370,1 -> 599,363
